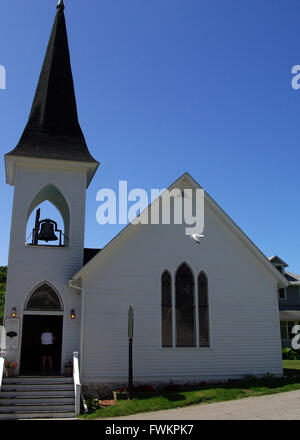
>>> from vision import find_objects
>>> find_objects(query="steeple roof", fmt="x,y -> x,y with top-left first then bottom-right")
6,1 -> 98,165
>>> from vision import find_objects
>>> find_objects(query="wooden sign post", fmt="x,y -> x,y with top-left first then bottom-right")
128,305 -> 134,400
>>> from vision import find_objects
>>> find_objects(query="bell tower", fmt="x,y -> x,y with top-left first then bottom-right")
3,1 -> 99,375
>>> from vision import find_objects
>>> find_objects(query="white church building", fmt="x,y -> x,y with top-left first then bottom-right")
1,1 -> 287,404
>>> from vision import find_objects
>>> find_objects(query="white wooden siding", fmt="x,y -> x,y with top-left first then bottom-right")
4,162 -> 86,372
80,197 -> 282,384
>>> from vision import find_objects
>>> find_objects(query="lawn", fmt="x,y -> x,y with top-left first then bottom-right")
283,360 -> 300,373
81,361 -> 300,419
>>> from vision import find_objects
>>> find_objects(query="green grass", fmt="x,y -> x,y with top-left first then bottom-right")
81,361 -> 300,420
283,360 -> 300,372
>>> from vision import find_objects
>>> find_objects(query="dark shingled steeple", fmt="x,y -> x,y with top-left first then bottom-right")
6,1 -> 98,165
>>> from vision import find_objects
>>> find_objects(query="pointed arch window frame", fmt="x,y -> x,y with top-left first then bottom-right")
175,262 -> 196,347
24,282 -> 64,312
160,264 -> 211,349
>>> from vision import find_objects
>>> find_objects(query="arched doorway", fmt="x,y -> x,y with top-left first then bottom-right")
20,283 -> 64,375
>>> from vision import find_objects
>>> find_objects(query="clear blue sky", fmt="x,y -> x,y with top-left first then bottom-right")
0,0 -> 300,273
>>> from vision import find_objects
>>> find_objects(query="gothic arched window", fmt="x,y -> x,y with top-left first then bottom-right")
25,283 -> 63,311
198,272 -> 210,347
161,270 -> 172,347
175,263 -> 195,347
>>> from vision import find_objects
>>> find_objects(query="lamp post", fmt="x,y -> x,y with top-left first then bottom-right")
128,305 -> 134,399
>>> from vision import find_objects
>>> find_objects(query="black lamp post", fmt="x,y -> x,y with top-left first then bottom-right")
128,305 -> 134,399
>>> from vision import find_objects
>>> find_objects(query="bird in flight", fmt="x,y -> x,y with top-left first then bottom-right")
190,234 -> 204,244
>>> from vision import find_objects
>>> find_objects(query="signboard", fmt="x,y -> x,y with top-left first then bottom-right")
4,318 -> 20,350
128,306 -> 134,339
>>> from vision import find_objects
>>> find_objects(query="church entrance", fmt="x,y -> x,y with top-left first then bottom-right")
20,315 -> 63,375
20,282 -> 64,375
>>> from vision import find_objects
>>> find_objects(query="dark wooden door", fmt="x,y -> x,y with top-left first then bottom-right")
20,315 -> 63,375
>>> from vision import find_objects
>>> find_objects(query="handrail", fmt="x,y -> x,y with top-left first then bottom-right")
73,351 -> 81,415
0,351 -> 5,393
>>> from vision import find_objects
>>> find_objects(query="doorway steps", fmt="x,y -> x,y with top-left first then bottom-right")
0,376 -> 76,419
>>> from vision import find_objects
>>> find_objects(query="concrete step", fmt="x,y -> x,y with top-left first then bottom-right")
0,375 -> 76,420
0,397 -> 75,405
0,389 -> 75,398
0,404 -> 75,413
3,376 -> 73,384
0,411 -> 76,420
1,383 -> 74,391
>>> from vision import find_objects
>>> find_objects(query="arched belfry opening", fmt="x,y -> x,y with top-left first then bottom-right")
25,184 -> 70,247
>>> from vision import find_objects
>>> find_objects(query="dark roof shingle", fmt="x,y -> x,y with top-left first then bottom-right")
83,248 -> 101,265
6,4 -> 98,165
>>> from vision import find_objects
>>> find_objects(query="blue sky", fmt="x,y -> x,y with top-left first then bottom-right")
0,0 -> 300,272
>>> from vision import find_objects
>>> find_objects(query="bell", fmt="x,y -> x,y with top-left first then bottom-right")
38,220 -> 58,242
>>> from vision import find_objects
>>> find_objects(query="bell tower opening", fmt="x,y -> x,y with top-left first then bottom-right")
25,184 -> 70,247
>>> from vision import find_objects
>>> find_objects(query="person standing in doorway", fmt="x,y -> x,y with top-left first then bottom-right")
41,328 -> 55,373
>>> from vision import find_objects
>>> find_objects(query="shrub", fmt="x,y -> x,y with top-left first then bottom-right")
133,384 -> 154,392
282,347 -> 300,360
115,386 -> 128,394
85,398 -> 102,413
162,383 -> 181,392
262,373 -> 276,381
243,374 -> 259,384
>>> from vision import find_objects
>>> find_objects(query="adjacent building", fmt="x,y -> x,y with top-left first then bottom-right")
269,256 -> 300,347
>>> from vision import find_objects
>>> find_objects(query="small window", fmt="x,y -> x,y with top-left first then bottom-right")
287,321 -> 295,339
280,322 -> 288,340
279,288 -> 286,300
281,321 -> 297,340
26,283 -> 62,311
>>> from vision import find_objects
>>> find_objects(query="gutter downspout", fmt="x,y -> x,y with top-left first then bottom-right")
68,280 -> 85,378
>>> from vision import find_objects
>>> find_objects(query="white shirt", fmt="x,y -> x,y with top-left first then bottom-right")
41,332 -> 53,345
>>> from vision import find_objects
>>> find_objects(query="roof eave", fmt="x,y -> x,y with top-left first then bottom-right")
268,255 -> 289,268
5,154 -> 99,188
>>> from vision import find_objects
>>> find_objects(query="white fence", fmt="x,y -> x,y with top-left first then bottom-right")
73,351 -> 81,415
